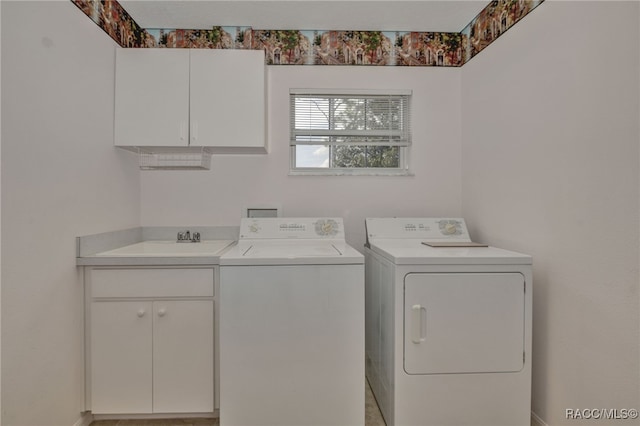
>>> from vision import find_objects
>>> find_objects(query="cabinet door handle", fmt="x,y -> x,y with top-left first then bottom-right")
180,121 -> 187,142
157,308 -> 167,317
137,309 -> 146,318
190,121 -> 198,144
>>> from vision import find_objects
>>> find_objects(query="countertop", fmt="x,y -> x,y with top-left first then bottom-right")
77,226 -> 238,266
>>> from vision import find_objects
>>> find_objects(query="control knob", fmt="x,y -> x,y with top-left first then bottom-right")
443,223 -> 457,235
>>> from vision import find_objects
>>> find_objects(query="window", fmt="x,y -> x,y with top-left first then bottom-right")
290,89 -> 411,175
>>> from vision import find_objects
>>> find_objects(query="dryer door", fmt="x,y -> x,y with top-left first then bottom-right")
404,272 -> 525,375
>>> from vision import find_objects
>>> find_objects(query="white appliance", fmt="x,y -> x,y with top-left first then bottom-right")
364,218 -> 532,426
219,218 -> 365,426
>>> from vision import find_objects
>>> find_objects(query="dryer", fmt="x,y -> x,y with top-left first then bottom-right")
220,217 -> 364,426
364,218 -> 532,426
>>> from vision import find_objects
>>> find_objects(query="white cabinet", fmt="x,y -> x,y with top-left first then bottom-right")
86,267 -> 215,414
115,48 -> 266,153
152,300 -> 214,413
91,301 -> 153,413
114,49 -> 190,148
189,50 -> 265,152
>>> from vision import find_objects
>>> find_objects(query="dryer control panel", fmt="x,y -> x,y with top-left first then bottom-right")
366,218 -> 472,243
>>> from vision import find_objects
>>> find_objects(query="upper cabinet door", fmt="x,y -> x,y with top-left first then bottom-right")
115,49 -> 190,147
190,49 -> 265,151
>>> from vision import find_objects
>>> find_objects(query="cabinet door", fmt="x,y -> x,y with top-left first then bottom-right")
153,300 -> 214,413
190,49 -> 265,150
115,49 -> 190,147
91,301 -> 153,414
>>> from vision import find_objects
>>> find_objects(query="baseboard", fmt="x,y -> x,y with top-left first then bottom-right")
73,412 -> 94,426
531,411 -> 549,426
92,412 -> 218,421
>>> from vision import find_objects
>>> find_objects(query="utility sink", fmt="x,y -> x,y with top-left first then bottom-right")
94,240 -> 235,257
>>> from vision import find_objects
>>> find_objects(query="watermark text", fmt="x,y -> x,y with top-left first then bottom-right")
566,408 -> 638,420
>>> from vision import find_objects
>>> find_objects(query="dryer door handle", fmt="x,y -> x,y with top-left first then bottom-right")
411,304 -> 427,344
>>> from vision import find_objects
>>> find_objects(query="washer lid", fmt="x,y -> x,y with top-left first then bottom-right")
221,240 -> 363,265
222,217 -> 363,265
242,240 -> 343,258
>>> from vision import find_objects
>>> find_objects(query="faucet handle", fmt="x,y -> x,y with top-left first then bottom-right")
177,230 -> 200,242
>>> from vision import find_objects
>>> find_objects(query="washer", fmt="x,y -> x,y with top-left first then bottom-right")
220,217 -> 364,426
364,218 -> 532,426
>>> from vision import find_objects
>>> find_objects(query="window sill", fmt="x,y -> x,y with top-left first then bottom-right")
289,169 -> 414,177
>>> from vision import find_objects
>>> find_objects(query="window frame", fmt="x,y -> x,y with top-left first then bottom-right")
289,89 -> 412,176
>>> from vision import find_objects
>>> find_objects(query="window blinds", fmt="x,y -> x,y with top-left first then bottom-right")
290,91 -> 411,147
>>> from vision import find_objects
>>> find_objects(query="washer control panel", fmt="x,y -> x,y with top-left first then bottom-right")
240,217 -> 343,239
366,218 -> 472,242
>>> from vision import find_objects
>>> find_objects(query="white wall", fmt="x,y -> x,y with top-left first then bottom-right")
0,2 -> 3,423
141,65 -> 463,250
461,2 -> 639,425
1,2 -> 140,425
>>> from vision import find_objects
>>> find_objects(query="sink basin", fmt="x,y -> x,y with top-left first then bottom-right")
94,240 -> 235,257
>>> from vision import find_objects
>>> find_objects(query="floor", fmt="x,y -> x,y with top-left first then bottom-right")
90,380 -> 386,426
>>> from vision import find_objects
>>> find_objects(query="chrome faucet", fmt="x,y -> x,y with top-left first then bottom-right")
177,230 -> 201,243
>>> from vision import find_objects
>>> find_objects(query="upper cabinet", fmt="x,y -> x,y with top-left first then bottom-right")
115,49 -> 190,148
115,49 -> 266,153
189,50 -> 265,152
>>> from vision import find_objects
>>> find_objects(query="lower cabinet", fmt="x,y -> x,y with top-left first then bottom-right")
86,267 -> 215,414
91,300 -> 153,414
152,300 -> 214,413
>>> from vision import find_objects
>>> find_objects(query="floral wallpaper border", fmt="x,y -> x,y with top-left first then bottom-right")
462,0 -> 544,63
71,0 -> 154,47
72,0 -> 544,67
